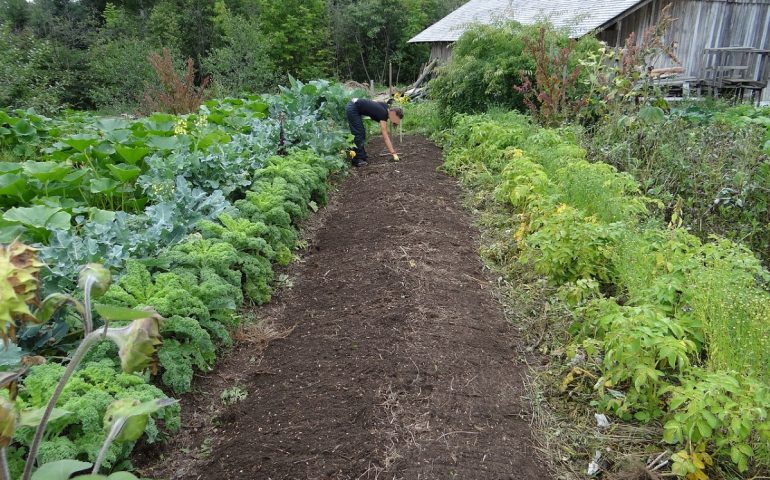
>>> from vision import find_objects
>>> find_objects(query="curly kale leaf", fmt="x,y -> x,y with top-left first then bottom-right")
158,341 -> 195,394
241,253 -> 274,305
157,314 -> 220,392
197,214 -> 283,304
231,151 -> 333,255
100,259 -> 235,390
171,266 -> 243,317
15,359 -> 180,469
164,315 -> 216,366
102,260 -> 211,323
198,214 -> 275,260
250,177 -> 307,220
160,237 -> 242,289
234,195 -> 299,254
255,151 -> 329,205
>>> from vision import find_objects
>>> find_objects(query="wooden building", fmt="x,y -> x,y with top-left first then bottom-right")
408,0 -> 770,103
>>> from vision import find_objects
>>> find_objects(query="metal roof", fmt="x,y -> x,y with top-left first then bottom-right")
408,0 -> 647,43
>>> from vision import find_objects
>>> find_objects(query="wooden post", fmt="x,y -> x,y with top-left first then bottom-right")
389,62 -> 393,96
369,80 -> 374,96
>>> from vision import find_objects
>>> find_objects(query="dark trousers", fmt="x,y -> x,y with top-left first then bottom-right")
346,101 -> 366,162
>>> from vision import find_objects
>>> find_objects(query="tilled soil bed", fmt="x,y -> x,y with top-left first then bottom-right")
136,135 -> 550,480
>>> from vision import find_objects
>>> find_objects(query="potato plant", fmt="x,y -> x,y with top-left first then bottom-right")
436,110 -> 770,478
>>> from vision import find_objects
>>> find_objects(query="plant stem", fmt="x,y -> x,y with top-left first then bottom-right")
21,330 -> 103,480
83,275 -> 94,334
0,448 -> 10,480
92,418 -> 126,474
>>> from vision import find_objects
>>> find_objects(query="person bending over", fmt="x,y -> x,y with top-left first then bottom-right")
345,98 -> 403,167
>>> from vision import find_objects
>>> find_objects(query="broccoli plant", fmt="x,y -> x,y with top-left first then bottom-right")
0,242 -> 175,480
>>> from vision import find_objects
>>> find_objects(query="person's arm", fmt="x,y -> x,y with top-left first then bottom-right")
380,120 -> 398,157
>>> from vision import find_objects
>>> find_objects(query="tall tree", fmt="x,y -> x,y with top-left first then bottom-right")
328,0 -> 465,84
254,0 -> 331,80
0,0 -> 30,31
0,0 -> 466,112
176,0 -> 217,67
147,0 -> 182,51
203,9 -> 276,96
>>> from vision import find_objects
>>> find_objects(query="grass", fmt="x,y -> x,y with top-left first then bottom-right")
691,276 -> 770,381
401,101 -> 444,136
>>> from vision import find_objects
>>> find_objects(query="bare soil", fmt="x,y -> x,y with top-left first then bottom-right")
137,135 -> 550,480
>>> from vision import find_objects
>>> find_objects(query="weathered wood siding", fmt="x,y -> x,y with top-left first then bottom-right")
597,0 -> 770,103
429,42 -> 454,63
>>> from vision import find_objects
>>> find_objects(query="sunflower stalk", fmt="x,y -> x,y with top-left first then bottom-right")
0,448 -> 10,480
82,275 -> 94,334
92,417 -> 126,475
21,329 -> 103,480
22,264 -> 113,480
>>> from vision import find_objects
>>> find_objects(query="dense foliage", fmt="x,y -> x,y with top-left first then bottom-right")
423,109 -> 770,478
429,22 -> 600,119
0,78 -> 358,474
0,245 -> 175,480
0,0 -> 464,113
586,103 -> 770,264
412,15 -> 770,475
0,79 -> 353,287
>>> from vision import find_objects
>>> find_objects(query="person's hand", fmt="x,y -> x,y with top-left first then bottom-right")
392,153 -> 400,162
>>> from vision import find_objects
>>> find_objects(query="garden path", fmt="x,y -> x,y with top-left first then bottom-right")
138,135 -> 549,480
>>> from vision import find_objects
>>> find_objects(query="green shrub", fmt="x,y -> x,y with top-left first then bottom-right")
430,22 -> 597,119
234,150 -> 334,264
0,26 -> 63,114
585,108 -> 770,262
87,37 -> 159,113
523,205 -> 623,285
429,22 -> 535,117
664,370 -> 770,475
495,148 -> 554,210
579,301 -> 699,420
146,0 -> 183,52
252,0 -> 331,80
202,14 -> 277,98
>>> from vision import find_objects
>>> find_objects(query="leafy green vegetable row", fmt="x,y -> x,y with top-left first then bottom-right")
9,151 -> 344,477
0,78 -> 357,290
2,80 -> 357,476
438,111 -> 770,478
0,245 -> 178,480
4,78 -> 352,360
